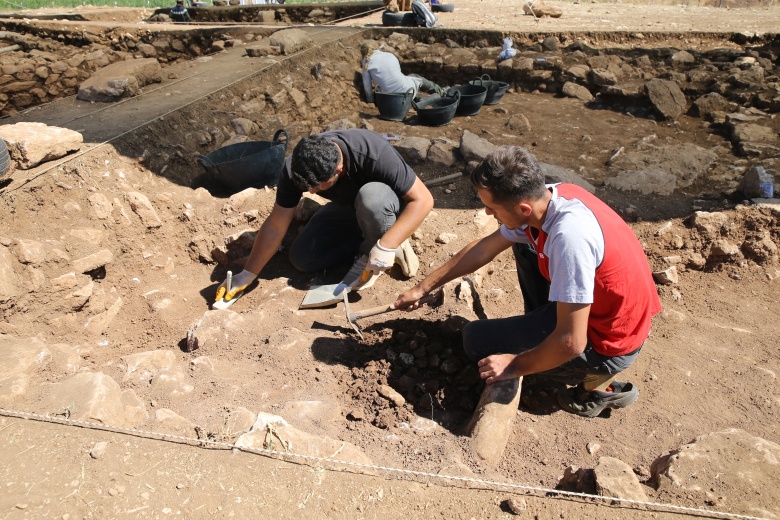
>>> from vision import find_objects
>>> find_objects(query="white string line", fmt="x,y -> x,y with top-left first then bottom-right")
0,408 -> 768,520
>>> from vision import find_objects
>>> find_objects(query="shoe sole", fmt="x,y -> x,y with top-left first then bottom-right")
558,385 -> 639,418
396,240 -> 419,277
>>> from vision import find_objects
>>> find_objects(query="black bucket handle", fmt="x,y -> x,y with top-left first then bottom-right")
481,74 -> 492,82
273,129 -> 288,146
403,87 -> 415,102
196,154 -> 216,174
449,90 -> 461,105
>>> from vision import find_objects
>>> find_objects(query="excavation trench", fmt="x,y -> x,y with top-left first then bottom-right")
1,11 -> 780,518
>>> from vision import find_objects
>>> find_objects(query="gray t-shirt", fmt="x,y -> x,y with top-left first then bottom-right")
275,129 -> 417,209
500,184 -> 605,305
362,50 -> 421,104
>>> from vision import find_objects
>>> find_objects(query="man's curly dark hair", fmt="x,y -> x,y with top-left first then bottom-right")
470,146 -> 547,205
290,136 -> 340,191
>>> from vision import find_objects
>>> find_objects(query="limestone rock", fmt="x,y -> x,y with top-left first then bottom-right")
523,1 -> 562,18
562,81 -> 594,102
427,140 -> 458,167
224,406 -> 257,436
39,372 -> 128,425
0,248 -> 21,303
651,429 -> 780,518
268,29 -> 312,55
378,384 -> 405,407
90,441 -> 109,459
155,408 -> 197,436
0,336 -> 50,404
506,113 -> 531,134
295,195 -> 323,222
88,193 -> 113,219
73,249 -> 113,273
0,122 -> 83,170
690,211 -> 728,237
604,168 -> 677,196
126,191 -> 162,228
77,58 -> 161,102
10,239 -> 46,265
278,400 -> 343,432
608,143 -> 717,189
594,456 -> 648,502
394,137 -> 431,165
235,412 -> 374,467
653,266 -> 678,285
693,92 -> 735,118
122,349 -> 193,397
460,130 -> 495,163
539,163 -> 596,193
645,79 -> 687,120
186,309 -> 245,352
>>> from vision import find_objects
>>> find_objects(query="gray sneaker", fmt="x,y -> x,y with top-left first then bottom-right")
557,381 -> 639,418
395,239 -> 419,277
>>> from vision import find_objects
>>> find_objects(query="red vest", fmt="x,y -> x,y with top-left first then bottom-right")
526,184 -> 662,356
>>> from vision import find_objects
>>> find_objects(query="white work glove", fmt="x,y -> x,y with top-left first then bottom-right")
215,269 -> 257,302
366,240 -> 396,274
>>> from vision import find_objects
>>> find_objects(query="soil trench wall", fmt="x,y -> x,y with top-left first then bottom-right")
2,21 -> 779,118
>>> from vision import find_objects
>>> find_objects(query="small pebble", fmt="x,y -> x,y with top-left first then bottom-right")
90,441 -> 109,459
506,497 -> 527,514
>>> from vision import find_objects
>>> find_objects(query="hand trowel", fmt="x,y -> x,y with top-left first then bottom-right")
298,270 -> 371,309
212,271 -> 244,310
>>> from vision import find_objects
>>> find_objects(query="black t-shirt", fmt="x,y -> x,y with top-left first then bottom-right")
275,129 -> 417,209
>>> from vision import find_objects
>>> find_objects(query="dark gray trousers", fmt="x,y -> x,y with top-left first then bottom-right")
461,243 -> 641,387
288,183 -> 400,273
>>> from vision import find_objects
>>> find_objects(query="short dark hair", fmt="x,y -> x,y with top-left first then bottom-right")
290,135 -> 340,191
470,146 -> 547,206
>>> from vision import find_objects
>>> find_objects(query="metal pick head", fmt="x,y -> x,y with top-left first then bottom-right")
343,291 -> 364,340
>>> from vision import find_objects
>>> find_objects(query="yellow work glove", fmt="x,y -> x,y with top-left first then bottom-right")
215,269 -> 257,302
366,240 -> 396,274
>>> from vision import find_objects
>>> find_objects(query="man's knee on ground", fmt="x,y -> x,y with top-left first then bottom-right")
355,183 -> 399,215
288,241 -> 319,273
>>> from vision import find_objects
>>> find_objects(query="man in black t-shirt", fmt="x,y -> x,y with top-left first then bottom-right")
215,129 -> 434,304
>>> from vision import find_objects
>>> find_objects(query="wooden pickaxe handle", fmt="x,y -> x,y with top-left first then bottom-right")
348,293 -> 439,323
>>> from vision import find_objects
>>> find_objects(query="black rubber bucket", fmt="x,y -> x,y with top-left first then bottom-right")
447,84 -> 487,116
374,87 -> 415,122
432,2 -> 455,12
196,129 -> 288,194
412,91 -> 460,126
469,74 -> 509,105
